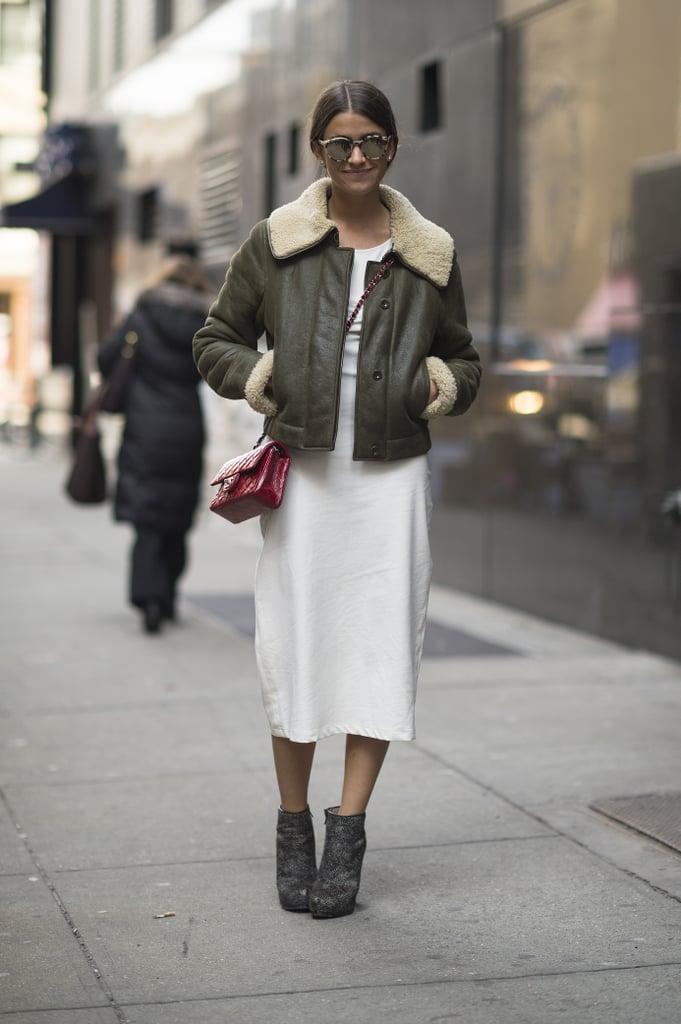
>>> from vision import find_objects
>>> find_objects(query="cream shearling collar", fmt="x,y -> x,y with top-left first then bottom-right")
267,178 -> 455,288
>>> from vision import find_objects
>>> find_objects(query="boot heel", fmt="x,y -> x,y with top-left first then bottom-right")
309,806 -> 366,919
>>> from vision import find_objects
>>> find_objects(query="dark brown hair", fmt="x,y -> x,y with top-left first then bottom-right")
147,254 -> 213,294
309,80 -> 399,152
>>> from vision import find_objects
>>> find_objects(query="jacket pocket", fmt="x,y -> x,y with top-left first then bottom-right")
408,361 -> 431,419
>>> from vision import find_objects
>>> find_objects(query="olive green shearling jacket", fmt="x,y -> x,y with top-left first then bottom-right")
193,178 -> 481,461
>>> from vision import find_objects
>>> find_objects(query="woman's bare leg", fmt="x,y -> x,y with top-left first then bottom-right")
338,735 -> 390,815
272,737 -> 317,911
271,736 -> 316,811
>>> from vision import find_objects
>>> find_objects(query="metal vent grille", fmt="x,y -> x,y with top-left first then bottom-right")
186,594 -> 522,657
591,793 -> 681,855
199,142 -> 242,268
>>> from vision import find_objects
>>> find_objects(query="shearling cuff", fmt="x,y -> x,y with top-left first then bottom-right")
421,356 -> 458,418
244,349 -> 277,416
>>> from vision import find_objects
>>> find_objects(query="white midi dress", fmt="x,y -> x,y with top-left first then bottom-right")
254,241 -> 433,742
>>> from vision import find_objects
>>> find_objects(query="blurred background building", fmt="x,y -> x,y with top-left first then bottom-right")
0,0 -> 45,440
3,0 -> 681,660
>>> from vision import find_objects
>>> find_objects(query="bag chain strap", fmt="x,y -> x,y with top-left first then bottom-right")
256,254 -> 396,448
345,255 -> 396,334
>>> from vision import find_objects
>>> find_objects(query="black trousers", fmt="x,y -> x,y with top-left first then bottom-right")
130,527 -> 187,615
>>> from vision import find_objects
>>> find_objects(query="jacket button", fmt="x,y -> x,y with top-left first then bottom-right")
372,370 -> 382,380
370,444 -> 380,457
380,299 -> 390,310
382,270 -> 390,278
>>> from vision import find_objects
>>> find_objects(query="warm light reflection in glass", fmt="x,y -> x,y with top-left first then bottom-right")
557,413 -> 595,441
506,359 -> 554,373
508,390 -> 544,415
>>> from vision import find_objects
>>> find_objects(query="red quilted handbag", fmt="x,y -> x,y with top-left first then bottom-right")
209,438 -> 291,523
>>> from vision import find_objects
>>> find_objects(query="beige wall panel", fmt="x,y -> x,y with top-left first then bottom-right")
51,0 -> 91,118
518,0 -> 681,332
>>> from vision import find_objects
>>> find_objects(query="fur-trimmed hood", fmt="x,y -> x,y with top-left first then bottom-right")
267,178 -> 455,288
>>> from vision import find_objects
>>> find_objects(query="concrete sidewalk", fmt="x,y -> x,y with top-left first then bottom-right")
1,442 -> 681,1023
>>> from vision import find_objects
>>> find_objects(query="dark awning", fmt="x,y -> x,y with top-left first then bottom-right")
0,174 -> 96,235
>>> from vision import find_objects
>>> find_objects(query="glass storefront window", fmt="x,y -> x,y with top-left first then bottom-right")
471,0 -> 681,654
489,3 -> 670,519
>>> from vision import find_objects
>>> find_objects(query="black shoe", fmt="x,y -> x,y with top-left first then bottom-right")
309,807 -> 366,919
143,601 -> 163,634
276,806 -> 317,912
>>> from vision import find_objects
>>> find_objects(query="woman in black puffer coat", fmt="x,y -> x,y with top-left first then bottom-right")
98,255 -> 212,633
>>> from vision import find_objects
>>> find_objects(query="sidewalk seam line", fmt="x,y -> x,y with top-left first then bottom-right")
0,785 -> 129,1024
114,958 -> 681,1008
412,742 -> 681,906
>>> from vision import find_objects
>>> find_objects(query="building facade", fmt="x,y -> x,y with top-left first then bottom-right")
0,0 -> 45,438
36,0 -> 681,658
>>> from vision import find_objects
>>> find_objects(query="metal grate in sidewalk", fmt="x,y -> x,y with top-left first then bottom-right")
591,793 -> 681,855
187,593 -> 522,658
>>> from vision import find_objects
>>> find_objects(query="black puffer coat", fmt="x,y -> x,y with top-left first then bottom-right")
98,282 -> 208,533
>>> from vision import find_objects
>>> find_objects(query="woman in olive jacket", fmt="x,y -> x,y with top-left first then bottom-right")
194,81 -> 481,918
99,255 -> 212,634
193,180 -> 480,458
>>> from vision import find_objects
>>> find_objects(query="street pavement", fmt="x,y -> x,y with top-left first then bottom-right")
2,438 -> 681,1023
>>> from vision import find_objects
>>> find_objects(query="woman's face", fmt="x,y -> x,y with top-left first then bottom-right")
314,111 -> 395,199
